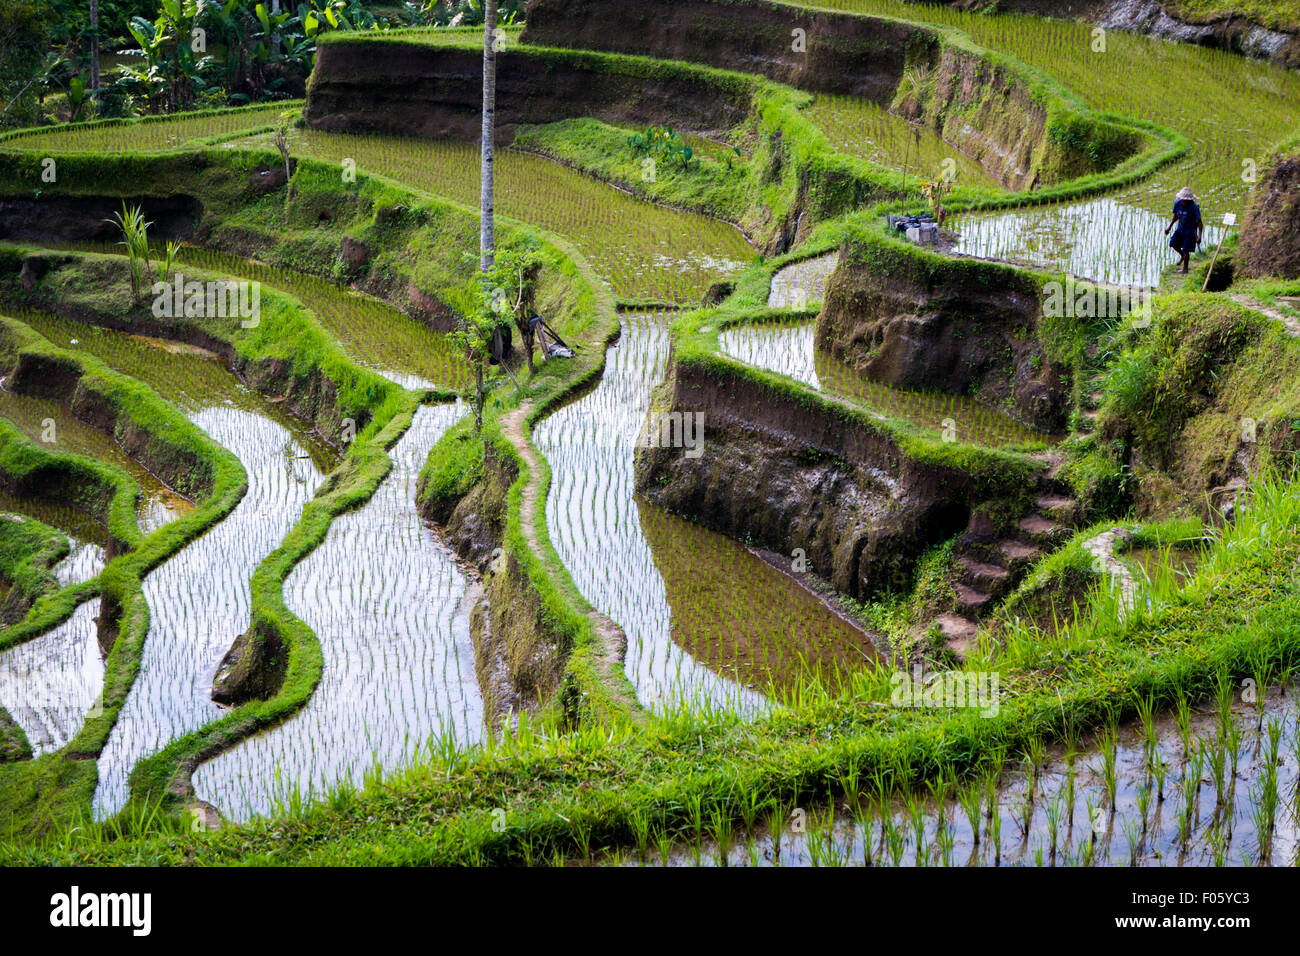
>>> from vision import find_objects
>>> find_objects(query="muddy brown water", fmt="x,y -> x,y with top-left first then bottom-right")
634,687 -> 1300,867
192,402 -> 485,823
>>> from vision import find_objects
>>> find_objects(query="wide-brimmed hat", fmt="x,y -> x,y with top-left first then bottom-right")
1177,186 -> 1197,200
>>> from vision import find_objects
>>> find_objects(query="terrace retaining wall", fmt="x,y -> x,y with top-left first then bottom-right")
523,0 -> 924,102
1238,145 -> 1300,280
633,357 -> 1033,600
523,0 -> 1143,189
815,235 -> 1071,432
304,41 -> 753,140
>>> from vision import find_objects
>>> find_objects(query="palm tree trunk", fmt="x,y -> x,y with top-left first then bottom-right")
480,0 -> 497,274
89,0 -> 100,94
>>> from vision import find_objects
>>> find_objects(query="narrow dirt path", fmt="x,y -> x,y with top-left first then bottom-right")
1083,528 -> 1138,621
499,404 -> 633,700
1229,294 -> 1300,336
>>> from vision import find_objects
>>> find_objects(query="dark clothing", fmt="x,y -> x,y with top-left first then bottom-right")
1169,198 -> 1202,254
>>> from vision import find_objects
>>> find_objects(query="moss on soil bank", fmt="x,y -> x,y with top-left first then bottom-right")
1238,135 -> 1300,281
1094,293 -> 1300,518
0,512 -> 69,629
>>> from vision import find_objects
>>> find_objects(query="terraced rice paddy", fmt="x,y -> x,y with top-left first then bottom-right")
644,684 -> 1300,867
0,494 -> 108,586
16,312 -> 338,817
48,537 -> 104,589
94,404 -> 324,817
0,598 -> 103,756
10,308 -> 335,469
766,253 -> 840,309
533,313 -> 764,712
719,318 -> 1052,447
810,0 -> 1300,285
0,0 -> 1292,876
239,127 -> 754,304
638,502 -> 877,695
0,103 -> 291,153
0,353 -> 190,533
804,94 -> 1001,190
36,243 -> 470,393
192,402 -> 482,823
173,247 -> 469,392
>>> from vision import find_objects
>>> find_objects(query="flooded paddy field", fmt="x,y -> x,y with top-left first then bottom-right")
628,684 -> 1300,867
0,597 -> 103,756
0,304 -> 337,816
533,313 -> 767,712
0,364 -> 190,534
92,402 -> 325,817
809,0 -> 1300,285
192,402 -> 484,823
766,253 -> 839,309
9,291 -> 486,821
0,495 -> 108,589
30,243 -> 469,393
638,501 -> 878,696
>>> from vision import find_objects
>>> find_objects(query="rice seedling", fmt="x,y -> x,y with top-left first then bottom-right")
987,789 -> 1003,866
1134,692 -> 1158,766
1215,668 -> 1237,742
236,125 -> 753,305
194,403 -> 482,821
1123,817 -> 1142,866
1152,754 -> 1169,804
1096,722 -> 1119,814
1202,734 -> 1229,810
1175,695 -> 1194,760
764,803 -> 785,866
851,801 -> 874,867
0,103 -> 290,153
958,778 -> 982,847
1250,650 -> 1274,731
709,806 -> 733,867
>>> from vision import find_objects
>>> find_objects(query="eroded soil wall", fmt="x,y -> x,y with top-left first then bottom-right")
816,238 -> 1070,432
633,358 -> 1033,600
305,41 -> 753,141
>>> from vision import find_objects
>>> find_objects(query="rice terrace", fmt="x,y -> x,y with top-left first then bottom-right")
0,0 -> 1298,913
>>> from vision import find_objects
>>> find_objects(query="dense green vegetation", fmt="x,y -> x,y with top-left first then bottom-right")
1,0 -> 1298,868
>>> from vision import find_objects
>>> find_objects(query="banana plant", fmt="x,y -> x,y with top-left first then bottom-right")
66,75 -> 89,121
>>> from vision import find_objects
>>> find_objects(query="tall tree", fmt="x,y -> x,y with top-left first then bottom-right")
89,0 -> 99,94
480,0 -> 496,273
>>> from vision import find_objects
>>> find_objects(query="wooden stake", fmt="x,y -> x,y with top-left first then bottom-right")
1202,212 -> 1237,292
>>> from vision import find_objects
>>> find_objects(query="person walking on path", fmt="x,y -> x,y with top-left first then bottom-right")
1165,186 -> 1203,274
